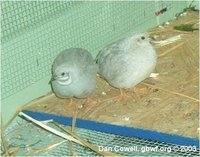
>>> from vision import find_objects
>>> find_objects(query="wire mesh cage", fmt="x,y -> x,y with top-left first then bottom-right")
1,1 -> 199,156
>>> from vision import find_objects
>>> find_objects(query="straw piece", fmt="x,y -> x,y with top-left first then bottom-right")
53,121 -> 120,156
1,117 -> 9,156
19,111 -> 119,156
68,102 -> 79,155
25,140 -> 65,156
141,82 -> 199,102
158,42 -> 185,57
18,112 -> 83,145
153,35 -> 182,47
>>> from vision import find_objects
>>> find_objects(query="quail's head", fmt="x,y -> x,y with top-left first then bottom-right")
51,65 -> 72,85
129,33 -> 150,49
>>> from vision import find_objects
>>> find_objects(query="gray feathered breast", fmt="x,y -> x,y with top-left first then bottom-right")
51,48 -> 97,99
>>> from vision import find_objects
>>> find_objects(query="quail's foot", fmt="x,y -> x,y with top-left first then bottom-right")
115,89 -> 129,102
100,89 -> 132,104
132,86 -> 149,94
84,97 -> 97,105
130,86 -> 149,101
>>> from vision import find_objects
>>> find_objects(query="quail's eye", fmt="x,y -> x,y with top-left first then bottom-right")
141,36 -> 145,40
61,72 -> 65,76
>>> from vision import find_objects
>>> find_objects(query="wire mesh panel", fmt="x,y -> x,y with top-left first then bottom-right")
4,116 -> 199,156
1,1 -> 80,41
1,1 -> 188,100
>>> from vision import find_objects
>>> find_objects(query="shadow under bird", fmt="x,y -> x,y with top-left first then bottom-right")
96,32 -> 157,101
50,48 -> 97,106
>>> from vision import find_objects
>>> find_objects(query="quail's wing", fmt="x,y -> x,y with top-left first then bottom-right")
98,41 -> 129,80
65,48 -> 97,78
52,48 -> 91,71
105,51 -> 130,81
79,49 -> 97,75
96,37 -> 126,64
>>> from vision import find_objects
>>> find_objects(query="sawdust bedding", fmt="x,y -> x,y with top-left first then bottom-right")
24,11 -> 199,139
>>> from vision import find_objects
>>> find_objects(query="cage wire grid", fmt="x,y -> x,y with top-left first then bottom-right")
1,1 -> 188,100
4,112 -> 199,156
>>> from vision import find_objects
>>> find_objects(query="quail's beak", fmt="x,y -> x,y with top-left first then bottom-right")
49,75 -> 56,84
148,35 -> 155,44
149,35 -> 156,42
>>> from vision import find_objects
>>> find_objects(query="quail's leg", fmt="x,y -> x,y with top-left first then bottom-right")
68,98 -> 76,107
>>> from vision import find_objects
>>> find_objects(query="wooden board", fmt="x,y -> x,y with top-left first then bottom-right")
24,11 -> 199,139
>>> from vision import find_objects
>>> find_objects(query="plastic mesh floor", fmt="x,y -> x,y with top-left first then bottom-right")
4,113 -> 199,156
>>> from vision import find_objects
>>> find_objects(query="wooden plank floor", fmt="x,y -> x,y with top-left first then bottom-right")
25,11 -> 199,138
